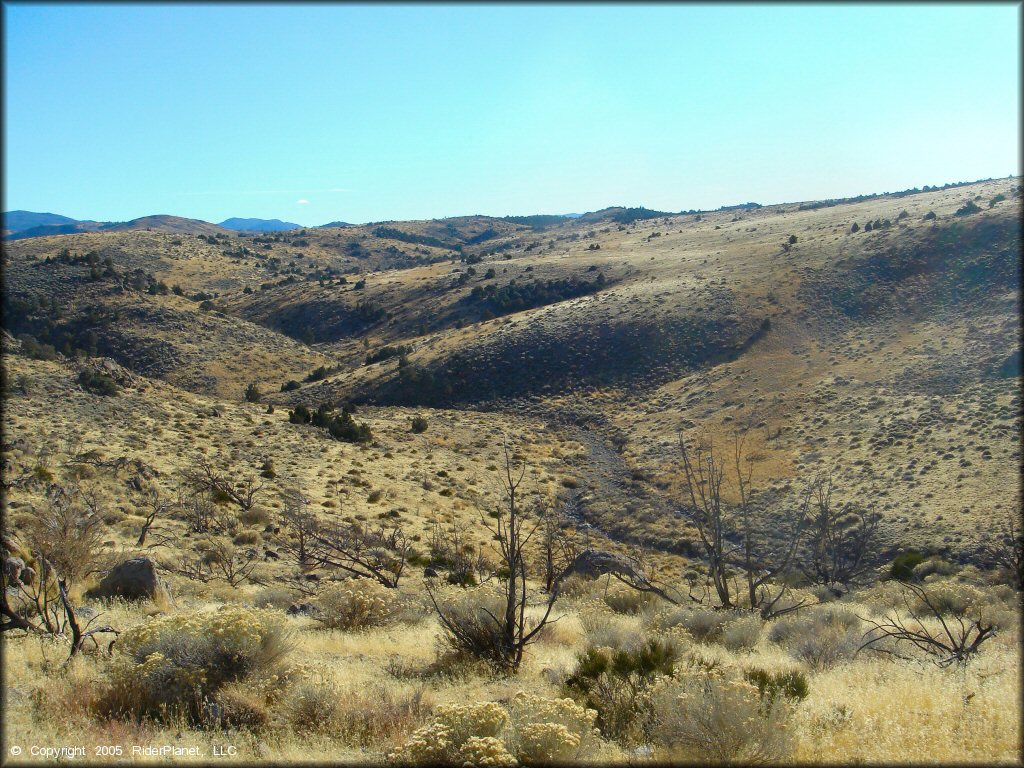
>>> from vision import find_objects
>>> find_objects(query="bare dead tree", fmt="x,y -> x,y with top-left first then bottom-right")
309,520 -> 410,588
58,579 -> 119,664
857,581 -> 997,667
1,539 -> 117,663
279,489 -> 318,569
678,427 -> 811,618
24,483 -> 104,586
541,493 -> 582,593
182,456 -> 265,517
801,473 -> 882,593
979,509 -> 1024,590
732,434 -> 811,619
430,440 -> 558,675
133,485 -> 175,548
198,539 -> 262,587
677,432 -> 737,608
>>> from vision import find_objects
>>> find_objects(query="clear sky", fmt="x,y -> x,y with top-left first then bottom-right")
3,2 -> 1020,226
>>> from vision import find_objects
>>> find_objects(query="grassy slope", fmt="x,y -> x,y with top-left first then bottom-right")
1,178 -> 1020,763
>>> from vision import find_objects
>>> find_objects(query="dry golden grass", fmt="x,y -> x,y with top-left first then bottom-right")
2,177 -> 1020,763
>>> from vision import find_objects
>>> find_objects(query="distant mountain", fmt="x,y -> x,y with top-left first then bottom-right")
5,221 -> 107,239
3,210 -> 81,234
219,217 -> 303,232
318,220 -> 354,228
577,206 -> 672,224
103,215 -> 231,236
4,213 -> 230,240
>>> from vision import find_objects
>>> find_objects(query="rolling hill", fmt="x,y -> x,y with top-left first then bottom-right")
2,177 -> 1019,561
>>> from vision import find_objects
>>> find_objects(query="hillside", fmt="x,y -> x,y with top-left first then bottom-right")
1,178 -> 1020,764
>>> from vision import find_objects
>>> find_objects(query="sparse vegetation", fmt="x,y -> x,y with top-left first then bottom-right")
1,176 -> 1019,764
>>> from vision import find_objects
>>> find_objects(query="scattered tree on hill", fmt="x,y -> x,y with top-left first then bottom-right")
78,368 -> 120,396
954,200 -> 982,217
244,382 -> 262,403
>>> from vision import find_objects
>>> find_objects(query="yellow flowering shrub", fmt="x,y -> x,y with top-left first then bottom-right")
458,736 -> 517,767
515,722 -> 581,765
390,694 -> 607,765
99,606 -> 291,723
438,701 -> 509,742
314,578 -> 397,630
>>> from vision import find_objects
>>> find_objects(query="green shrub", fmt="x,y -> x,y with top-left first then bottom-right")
329,412 -> 373,443
411,416 -> 429,433
890,550 -> 926,581
19,335 -> 59,361
563,638 -> 679,745
288,404 -> 312,423
743,667 -> 809,703
954,200 -> 981,216
78,368 -> 120,396
244,382 -> 262,403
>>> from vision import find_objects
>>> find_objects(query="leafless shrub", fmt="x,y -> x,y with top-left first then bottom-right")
24,483 -> 104,585
181,456 -> 265,518
310,519 -> 410,588
857,581 -> 997,667
801,473 -> 882,593
649,660 -> 795,763
198,539 -> 262,587
979,509 -> 1024,590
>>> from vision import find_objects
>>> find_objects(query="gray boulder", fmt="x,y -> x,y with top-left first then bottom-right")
92,557 -> 171,604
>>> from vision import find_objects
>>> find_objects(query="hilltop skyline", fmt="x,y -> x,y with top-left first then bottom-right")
3,3 -> 1020,226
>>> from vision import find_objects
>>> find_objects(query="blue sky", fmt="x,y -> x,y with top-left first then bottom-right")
3,3 -> 1020,226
